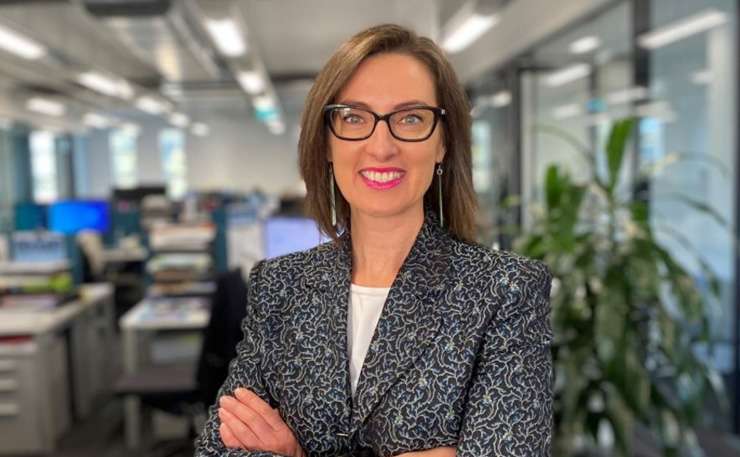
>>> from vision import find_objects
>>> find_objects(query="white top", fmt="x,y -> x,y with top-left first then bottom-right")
348,283 -> 390,397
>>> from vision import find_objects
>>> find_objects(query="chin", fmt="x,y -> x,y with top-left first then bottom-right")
351,200 -> 421,220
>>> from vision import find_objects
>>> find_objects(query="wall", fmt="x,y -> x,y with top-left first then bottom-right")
78,128 -> 113,198
75,113 -> 302,199
185,115 -> 302,195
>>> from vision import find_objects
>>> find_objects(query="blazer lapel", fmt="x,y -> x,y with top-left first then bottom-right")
351,213 -> 451,427
306,233 -> 354,431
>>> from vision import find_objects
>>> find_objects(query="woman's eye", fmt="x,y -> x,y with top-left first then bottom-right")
341,113 -> 364,124
400,114 -> 423,124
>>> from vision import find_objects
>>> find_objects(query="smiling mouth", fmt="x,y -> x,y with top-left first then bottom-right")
359,170 -> 405,183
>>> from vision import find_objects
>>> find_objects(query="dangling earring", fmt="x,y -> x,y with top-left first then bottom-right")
329,163 -> 337,227
436,162 -> 444,227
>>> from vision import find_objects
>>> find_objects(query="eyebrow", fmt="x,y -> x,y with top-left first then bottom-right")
337,99 -> 434,110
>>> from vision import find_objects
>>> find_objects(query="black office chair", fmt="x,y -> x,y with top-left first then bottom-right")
196,267 -> 249,408
114,267 -> 249,456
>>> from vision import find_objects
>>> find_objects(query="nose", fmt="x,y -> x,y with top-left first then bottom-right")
364,119 -> 399,161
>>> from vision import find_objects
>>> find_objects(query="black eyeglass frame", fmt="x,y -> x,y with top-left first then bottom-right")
323,104 -> 447,142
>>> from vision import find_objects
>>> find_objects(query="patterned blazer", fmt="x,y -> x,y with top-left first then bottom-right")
195,212 -> 553,456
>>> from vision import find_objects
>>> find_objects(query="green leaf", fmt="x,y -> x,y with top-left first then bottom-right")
606,118 -> 636,192
545,165 -> 564,212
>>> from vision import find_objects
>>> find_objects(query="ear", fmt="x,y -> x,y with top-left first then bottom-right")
435,145 -> 446,163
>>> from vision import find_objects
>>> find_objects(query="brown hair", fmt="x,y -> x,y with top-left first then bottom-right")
298,24 -> 477,242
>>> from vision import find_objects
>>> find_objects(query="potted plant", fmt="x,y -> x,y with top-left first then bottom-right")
510,118 -> 728,456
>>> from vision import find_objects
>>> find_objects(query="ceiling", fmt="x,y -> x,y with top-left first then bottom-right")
0,0 -> 446,131
0,0 -> 604,133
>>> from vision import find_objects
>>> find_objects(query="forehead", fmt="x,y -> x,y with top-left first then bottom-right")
336,52 -> 437,109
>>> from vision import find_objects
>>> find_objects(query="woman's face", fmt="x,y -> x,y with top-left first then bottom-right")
327,52 -> 445,222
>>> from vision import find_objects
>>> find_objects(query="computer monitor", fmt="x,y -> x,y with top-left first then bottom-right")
264,217 -> 326,259
48,200 -> 111,234
14,202 -> 47,230
11,231 -> 67,263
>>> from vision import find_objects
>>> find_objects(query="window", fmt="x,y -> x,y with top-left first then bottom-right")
520,1 -> 634,214
645,0 -> 737,395
30,131 -> 58,203
159,129 -> 187,199
110,126 -> 138,188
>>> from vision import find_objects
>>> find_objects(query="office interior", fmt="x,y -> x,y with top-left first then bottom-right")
0,0 -> 738,456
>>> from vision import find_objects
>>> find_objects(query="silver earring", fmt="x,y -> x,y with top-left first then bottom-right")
329,163 -> 337,227
436,163 -> 444,227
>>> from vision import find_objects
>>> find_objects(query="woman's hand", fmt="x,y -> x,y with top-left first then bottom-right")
218,387 -> 305,457
396,447 -> 456,457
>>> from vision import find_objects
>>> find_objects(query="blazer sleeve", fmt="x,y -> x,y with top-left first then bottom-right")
194,260 -> 285,457
456,261 -> 554,456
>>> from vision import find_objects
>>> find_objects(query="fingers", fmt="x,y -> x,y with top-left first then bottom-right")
396,447 -> 457,457
219,407 -> 262,448
219,421 -> 243,449
234,388 -> 285,429
219,394 -> 273,447
218,388 -> 298,455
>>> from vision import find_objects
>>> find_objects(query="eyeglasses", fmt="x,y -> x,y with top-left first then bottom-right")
324,104 -> 446,142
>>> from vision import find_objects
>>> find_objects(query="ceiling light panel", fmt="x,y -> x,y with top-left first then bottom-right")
570,36 -> 601,54
544,63 -> 592,87
78,72 -> 134,100
83,113 -> 112,128
492,91 -> 511,108
27,98 -> 66,117
204,18 -> 247,57
443,13 -> 499,53
136,96 -> 171,115
169,112 -> 189,127
237,71 -> 265,94
0,24 -> 46,60
638,9 -> 728,49
191,123 -> 210,136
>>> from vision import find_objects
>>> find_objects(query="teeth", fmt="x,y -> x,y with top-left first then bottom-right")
362,170 -> 402,183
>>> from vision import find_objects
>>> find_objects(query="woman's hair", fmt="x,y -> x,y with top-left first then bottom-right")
298,23 -> 477,242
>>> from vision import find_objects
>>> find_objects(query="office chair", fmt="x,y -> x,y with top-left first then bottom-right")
115,363 -> 201,457
77,230 -> 106,281
196,267 -> 248,407
114,267 -> 249,456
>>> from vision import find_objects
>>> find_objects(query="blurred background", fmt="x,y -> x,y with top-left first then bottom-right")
0,0 -> 737,456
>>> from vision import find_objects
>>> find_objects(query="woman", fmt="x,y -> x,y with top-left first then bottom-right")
196,24 -> 553,457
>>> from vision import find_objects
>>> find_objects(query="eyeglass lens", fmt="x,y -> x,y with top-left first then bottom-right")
328,107 -> 436,140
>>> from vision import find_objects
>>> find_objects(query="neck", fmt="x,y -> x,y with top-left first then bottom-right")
349,206 -> 424,288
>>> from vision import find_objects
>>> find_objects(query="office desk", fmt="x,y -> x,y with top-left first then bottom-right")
103,246 -> 148,265
0,283 -> 114,455
119,297 -> 209,448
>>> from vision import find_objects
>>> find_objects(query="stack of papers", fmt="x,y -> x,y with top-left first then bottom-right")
149,224 -> 216,251
0,294 -> 71,312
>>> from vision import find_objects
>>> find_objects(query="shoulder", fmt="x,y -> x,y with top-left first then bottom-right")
247,241 -> 337,288
444,236 -> 551,287
441,237 -> 551,317
244,242 -> 338,322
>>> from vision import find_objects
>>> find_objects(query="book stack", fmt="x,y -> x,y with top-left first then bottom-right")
146,223 -> 216,289
0,261 -> 77,311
